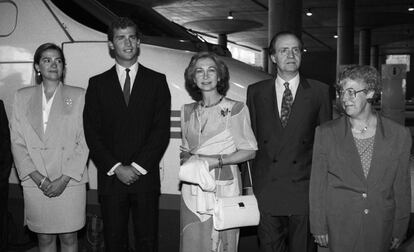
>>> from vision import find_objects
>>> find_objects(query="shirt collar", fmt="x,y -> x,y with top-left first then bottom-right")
115,61 -> 139,76
41,83 -> 59,105
276,73 -> 300,88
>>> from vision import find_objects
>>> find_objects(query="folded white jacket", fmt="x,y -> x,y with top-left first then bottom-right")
179,156 -> 216,215
179,156 -> 216,192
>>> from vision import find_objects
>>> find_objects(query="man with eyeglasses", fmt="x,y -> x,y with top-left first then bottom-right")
247,31 -> 332,252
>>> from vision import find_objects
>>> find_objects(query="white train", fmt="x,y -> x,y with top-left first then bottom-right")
0,0 -> 270,195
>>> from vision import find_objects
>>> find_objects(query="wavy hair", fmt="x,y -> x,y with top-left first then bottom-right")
337,65 -> 381,102
184,52 -> 230,101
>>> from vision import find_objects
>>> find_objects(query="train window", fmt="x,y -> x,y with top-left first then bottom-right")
0,1 -> 17,37
386,55 -> 410,72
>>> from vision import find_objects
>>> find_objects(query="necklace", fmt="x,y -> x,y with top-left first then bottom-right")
350,117 -> 372,134
352,126 -> 368,134
200,96 -> 224,108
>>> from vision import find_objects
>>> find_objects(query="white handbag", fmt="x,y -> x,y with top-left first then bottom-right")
213,161 -> 260,230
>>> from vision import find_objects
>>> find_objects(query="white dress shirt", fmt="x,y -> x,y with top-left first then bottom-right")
107,61 -> 148,177
42,84 -> 58,133
275,74 -> 300,116
115,61 -> 139,94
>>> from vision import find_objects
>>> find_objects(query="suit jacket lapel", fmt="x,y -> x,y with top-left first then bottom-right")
266,79 -> 280,121
26,85 -> 44,141
129,65 -> 149,109
336,116 -> 367,183
276,78 -> 311,153
366,115 -> 388,186
44,83 -> 64,142
108,66 -> 128,109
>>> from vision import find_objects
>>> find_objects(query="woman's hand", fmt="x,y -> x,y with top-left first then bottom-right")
200,156 -> 220,169
44,175 -> 70,198
180,151 -> 192,165
39,177 -> 52,192
314,234 -> 328,247
390,237 -> 401,250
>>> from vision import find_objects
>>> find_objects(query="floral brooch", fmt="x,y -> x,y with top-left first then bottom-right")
64,97 -> 73,106
220,107 -> 230,117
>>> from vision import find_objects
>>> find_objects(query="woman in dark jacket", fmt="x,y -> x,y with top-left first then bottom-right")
310,65 -> 411,252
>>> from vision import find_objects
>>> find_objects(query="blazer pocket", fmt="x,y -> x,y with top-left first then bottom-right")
327,170 -> 343,187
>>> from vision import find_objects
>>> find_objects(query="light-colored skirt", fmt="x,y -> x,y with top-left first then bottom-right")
180,195 -> 239,252
180,165 -> 241,252
23,184 -> 86,233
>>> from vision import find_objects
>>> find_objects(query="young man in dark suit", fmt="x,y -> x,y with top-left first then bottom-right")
83,17 -> 171,252
246,31 -> 332,252
0,100 -> 12,251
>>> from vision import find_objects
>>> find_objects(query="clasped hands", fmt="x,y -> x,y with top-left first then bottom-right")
39,175 -> 70,198
114,165 -> 142,186
313,234 -> 401,250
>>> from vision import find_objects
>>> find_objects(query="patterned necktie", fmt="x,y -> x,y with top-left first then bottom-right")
280,82 -> 293,127
123,68 -> 131,105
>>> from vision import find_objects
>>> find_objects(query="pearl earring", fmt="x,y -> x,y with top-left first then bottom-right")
36,71 -> 41,76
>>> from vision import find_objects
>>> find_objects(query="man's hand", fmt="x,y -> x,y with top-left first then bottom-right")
390,237 -> 402,250
44,175 -> 70,198
39,177 -> 52,192
314,234 -> 328,247
114,165 -> 141,185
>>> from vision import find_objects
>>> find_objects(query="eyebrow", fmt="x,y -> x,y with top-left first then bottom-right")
195,66 -> 217,69
41,56 -> 62,59
115,34 -> 137,38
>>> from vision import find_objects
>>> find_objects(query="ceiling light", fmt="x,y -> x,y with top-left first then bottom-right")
333,34 -> 338,39
305,9 -> 313,17
227,11 -> 234,20
409,2 -> 414,11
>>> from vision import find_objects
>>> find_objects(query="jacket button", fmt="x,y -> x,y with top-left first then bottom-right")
273,159 -> 277,163
292,161 -> 297,164
364,209 -> 369,214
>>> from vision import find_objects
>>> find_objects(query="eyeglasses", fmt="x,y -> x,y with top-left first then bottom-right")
278,47 -> 301,56
337,88 -> 367,99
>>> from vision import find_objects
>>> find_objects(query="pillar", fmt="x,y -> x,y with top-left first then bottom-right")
359,29 -> 370,65
370,45 -> 379,70
218,34 -> 227,48
268,0 -> 302,75
337,0 -> 355,70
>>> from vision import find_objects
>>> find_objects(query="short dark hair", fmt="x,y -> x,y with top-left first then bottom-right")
184,52 -> 230,102
33,43 -> 66,85
107,17 -> 142,42
337,64 -> 381,101
268,31 -> 303,56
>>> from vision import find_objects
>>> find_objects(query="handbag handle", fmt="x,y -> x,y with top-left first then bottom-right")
216,158 -> 254,192
246,161 -> 253,187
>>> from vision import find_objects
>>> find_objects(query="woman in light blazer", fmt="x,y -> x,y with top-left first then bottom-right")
10,43 -> 88,252
309,65 -> 411,252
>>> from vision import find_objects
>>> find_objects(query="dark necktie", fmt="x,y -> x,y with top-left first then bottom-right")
123,68 -> 131,105
280,82 -> 293,127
